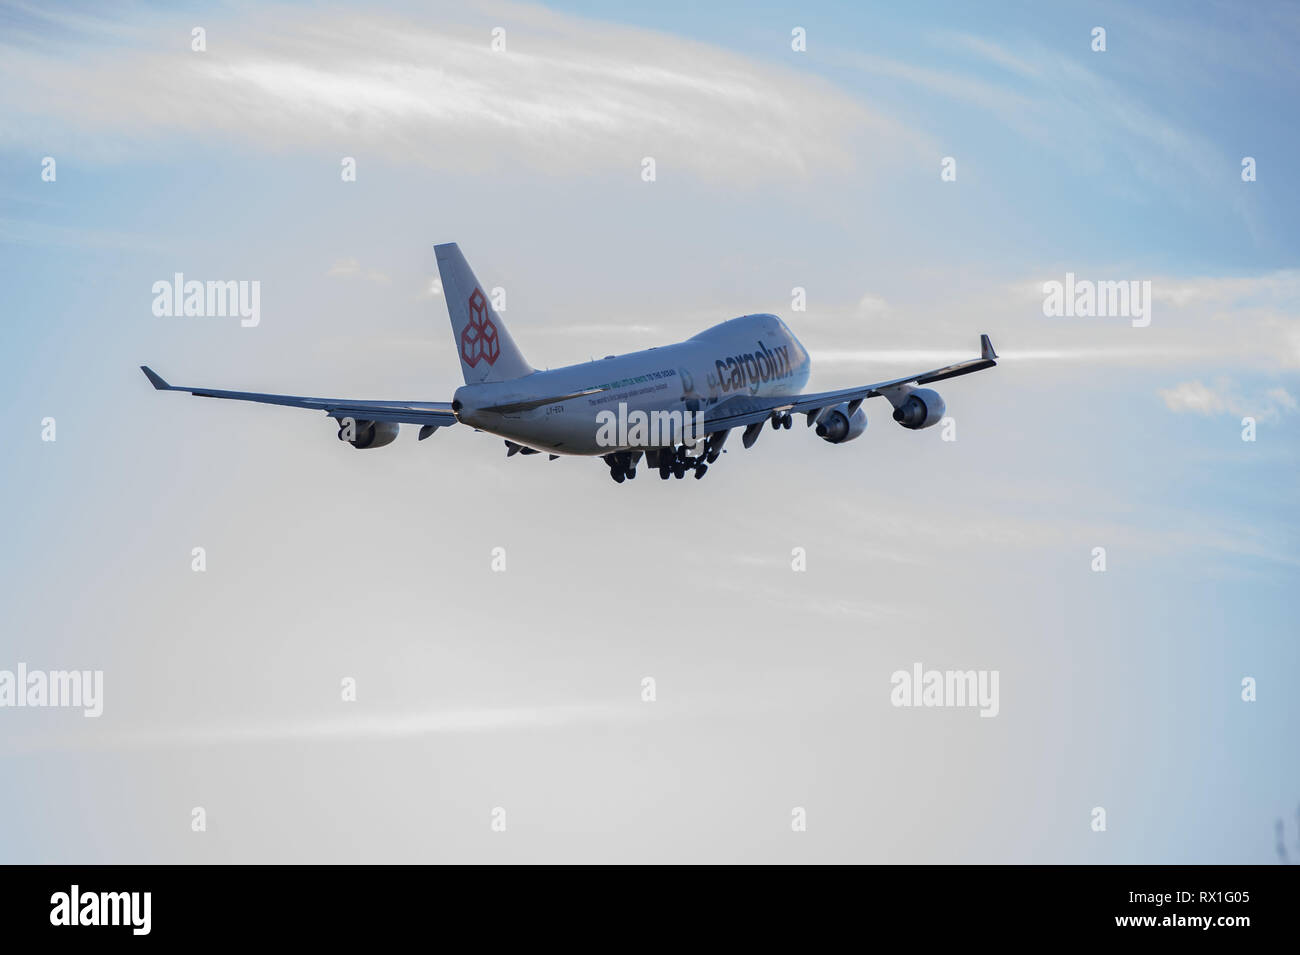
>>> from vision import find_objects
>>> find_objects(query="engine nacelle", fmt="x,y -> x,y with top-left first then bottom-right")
337,418 -> 400,449
815,404 -> 868,444
891,388 -> 946,430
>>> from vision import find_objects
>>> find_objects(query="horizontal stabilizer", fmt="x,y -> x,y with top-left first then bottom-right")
479,387 -> 607,415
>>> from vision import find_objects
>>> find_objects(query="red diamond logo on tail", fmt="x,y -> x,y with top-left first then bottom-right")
461,287 -> 500,367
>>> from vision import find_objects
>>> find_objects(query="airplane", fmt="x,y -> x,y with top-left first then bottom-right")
142,243 -> 998,483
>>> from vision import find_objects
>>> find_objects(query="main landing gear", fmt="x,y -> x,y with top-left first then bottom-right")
654,445 -> 709,481
603,451 -> 642,483
607,431 -> 732,485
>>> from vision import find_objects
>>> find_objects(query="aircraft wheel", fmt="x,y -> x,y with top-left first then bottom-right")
694,464 -> 708,479
782,414 -> 793,429
626,468 -> 636,480
611,469 -> 625,484
673,465 -> 686,479
659,466 -> 670,480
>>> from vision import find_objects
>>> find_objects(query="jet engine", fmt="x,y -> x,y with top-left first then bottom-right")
337,418 -> 400,449
891,388 -> 946,430
815,404 -> 868,444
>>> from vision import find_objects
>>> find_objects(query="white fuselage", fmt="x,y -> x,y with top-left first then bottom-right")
453,313 -> 811,455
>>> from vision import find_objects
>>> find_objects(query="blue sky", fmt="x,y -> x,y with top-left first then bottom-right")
0,0 -> 1296,863
545,0 -> 1300,270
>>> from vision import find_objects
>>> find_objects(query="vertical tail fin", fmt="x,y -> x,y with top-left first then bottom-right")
435,243 -> 533,384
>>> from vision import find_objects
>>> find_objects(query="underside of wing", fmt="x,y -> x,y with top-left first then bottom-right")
702,334 -> 997,435
140,366 -> 458,427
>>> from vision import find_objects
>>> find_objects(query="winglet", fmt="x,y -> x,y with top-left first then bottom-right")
980,334 -> 997,361
140,366 -> 171,390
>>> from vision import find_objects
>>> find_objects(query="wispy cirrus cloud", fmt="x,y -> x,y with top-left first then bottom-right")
0,702 -> 651,755
0,0 -> 910,184
832,31 -> 1231,194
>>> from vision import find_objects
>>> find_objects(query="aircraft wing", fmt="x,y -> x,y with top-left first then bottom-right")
139,366 -> 458,427
701,334 -> 997,434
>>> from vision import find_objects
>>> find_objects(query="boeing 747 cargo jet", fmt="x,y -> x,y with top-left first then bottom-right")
142,243 -> 998,483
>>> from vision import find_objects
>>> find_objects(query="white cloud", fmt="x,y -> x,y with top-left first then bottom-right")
833,34 -> 1230,196
1159,379 -> 1227,414
327,258 -> 391,284
0,0 -> 905,184
2,703 -> 649,754
1159,378 -> 1297,420
1266,387 -> 1298,413
856,294 -> 890,317
936,33 -> 1042,79
795,269 -> 1300,375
